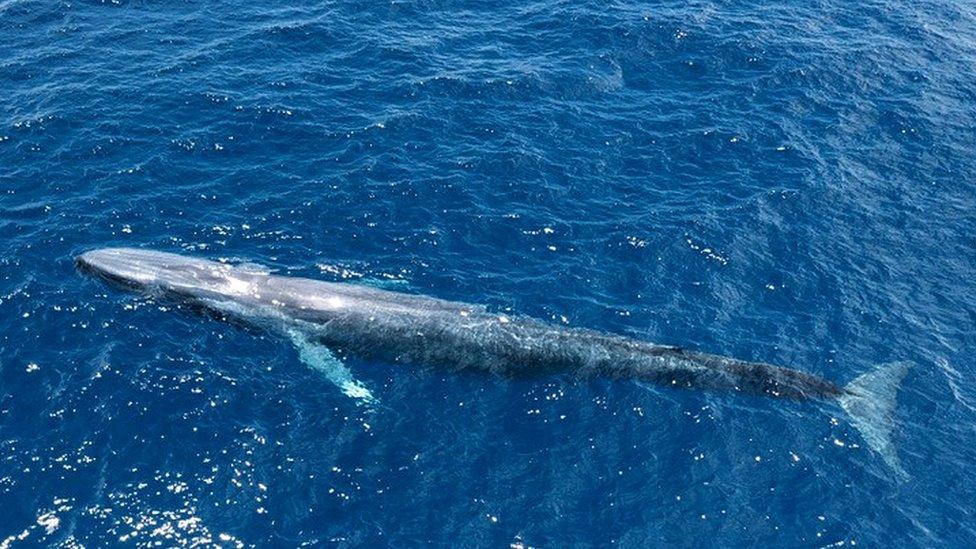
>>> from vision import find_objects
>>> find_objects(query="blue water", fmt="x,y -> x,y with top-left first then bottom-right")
2,0 -> 975,546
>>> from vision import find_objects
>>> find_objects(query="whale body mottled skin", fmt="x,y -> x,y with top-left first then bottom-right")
76,247 -> 912,476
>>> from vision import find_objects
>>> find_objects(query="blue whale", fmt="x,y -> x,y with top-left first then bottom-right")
77,247 -> 912,476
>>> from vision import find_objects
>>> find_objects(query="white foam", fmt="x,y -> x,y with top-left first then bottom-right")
36,512 -> 59,535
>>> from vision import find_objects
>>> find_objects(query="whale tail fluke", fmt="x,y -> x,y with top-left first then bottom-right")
838,361 -> 913,480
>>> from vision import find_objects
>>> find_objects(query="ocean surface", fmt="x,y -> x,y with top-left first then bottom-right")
2,0 -> 975,546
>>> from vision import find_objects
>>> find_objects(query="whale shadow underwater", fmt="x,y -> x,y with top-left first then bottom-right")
77,247 -> 913,478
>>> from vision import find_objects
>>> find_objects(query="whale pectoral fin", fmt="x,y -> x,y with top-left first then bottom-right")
286,329 -> 376,405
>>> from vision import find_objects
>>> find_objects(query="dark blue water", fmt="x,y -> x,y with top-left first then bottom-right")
2,0 -> 975,546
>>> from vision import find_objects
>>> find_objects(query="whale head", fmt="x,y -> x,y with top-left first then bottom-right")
76,247 -> 235,295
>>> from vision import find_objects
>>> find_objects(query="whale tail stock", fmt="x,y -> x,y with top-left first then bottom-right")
837,361 -> 914,480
